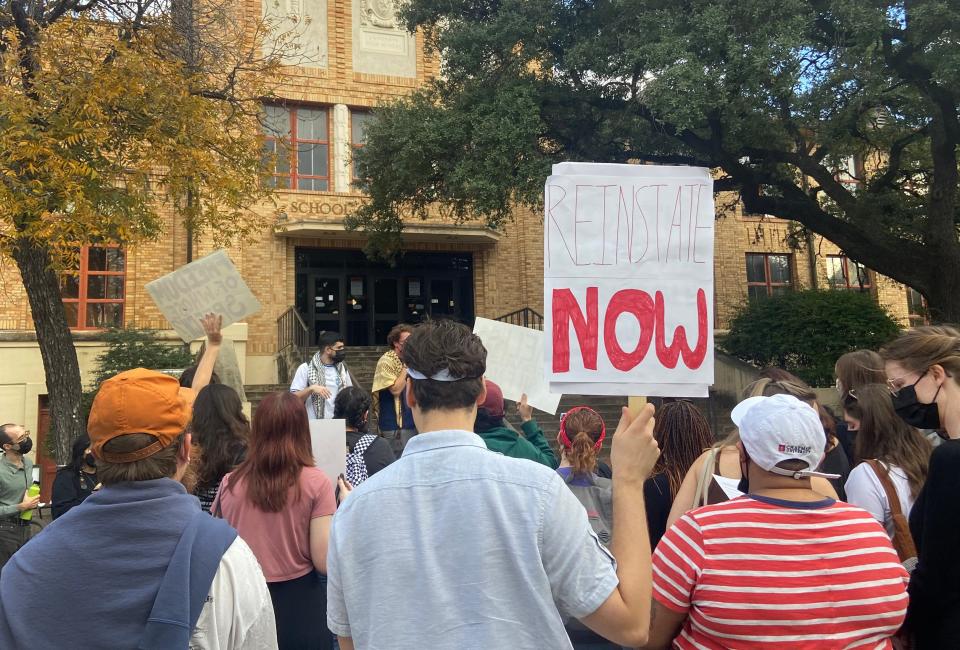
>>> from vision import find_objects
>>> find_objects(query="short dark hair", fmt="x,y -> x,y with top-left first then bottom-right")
0,424 -> 16,446
387,324 -> 413,348
318,331 -> 343,351
403,320 -> 486,413
334,386 -> 372,431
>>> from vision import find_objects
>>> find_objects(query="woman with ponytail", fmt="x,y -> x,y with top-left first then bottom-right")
554,407 -> 618,650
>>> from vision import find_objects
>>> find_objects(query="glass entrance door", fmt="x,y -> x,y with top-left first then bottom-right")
310,276 -> 341,343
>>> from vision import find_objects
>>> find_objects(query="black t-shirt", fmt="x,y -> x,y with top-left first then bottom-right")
346,431 -> 396,478
644,473 -> 673,549
907,439 -> 960,649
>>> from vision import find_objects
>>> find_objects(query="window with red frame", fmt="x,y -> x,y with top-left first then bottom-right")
746,253 -> 793,301
351,110 -> 372,183
60,247 -> 125,329
262,105 -> 330,191
826,255 -> 871,290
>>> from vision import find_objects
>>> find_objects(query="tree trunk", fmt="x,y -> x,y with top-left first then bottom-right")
922,272 -> 960,325
11,237 -> 85,464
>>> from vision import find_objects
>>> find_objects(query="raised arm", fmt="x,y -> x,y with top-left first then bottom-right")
191,313 -> 222,393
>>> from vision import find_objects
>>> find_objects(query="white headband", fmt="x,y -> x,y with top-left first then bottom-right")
406,367 -> 466,382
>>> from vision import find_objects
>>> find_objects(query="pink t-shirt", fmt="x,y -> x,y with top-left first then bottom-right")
215,466 -> 336,582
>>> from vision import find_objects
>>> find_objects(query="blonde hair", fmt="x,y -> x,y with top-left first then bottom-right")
880,326 -> 960,385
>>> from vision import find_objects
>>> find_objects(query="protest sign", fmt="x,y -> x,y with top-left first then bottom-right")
473,317 -> 562,414
545,162 -> 715,397
309,419 -> 347,485
146,250 -> 261,343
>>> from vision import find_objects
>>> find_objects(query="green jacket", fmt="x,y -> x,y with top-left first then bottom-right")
477,419 -> 558,469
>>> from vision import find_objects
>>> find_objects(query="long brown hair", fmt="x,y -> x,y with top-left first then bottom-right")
835,350 -> 885,394
560,409 -> 604,476
226,391 -> 314,512
853,384 -> 932,499
192,384 -> 249,490
651,401 -> 714,498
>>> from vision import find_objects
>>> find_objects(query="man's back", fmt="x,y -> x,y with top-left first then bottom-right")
326,429 -> 619,650
653,494 -> 909,649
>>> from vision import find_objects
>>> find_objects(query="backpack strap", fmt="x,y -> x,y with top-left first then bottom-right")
865,459 -> 918,564
353,434 -> 378,456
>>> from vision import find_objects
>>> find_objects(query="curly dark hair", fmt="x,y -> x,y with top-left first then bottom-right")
403,320 -> 486,412
334,386 -> 372,432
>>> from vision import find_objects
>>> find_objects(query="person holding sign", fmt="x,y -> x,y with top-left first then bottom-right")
473,381 -> 557,468
372,324 -> 416,454
326,320 -> 661,650
291,331 -> 354,420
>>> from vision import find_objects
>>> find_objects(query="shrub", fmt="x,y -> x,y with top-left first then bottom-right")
722,290 -> 901,386
81,329 -> 194,423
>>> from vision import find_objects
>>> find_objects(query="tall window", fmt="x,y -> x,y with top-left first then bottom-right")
351,110 -> 372,183
746,253 -> 793,300
60,246 -> 125,329
262,105 -> 330,191
826,255 -> 871,290
907,288 -> 927,326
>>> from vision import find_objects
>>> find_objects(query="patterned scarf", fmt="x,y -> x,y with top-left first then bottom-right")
372,349 -> 405,427
307,351 -> 347,419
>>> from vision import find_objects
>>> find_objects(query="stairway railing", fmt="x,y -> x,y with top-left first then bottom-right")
277,306 -> 309,383
494,307 -> 544,330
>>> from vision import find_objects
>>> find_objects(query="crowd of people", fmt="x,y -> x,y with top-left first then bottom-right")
0,315 -> 957,649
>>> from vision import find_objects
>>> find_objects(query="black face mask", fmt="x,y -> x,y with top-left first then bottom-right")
892,382 -> 942,430
332,350 -> 347,364
14,438 -> 32,455
84,453 -> 97,468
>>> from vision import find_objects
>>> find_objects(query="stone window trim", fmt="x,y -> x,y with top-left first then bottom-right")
745,252 -> 793,300
60,245 -> 126,330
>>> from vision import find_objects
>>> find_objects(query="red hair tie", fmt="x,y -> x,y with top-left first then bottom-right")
558,406 -> 606,451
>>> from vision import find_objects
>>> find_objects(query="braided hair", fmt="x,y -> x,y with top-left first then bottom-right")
651,401 -> 714,498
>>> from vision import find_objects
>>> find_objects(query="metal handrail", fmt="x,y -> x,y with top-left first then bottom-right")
277,306 -> 309,382
494,308 -> 544,330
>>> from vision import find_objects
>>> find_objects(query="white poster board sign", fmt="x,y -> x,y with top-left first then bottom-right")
545,163 -> 715,397
309,419 -> 347,485
473,317 -> 562,415
145,250 -> 262,343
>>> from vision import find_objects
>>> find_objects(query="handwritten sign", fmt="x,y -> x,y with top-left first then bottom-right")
473,318 -> 562,414
545,163 -> 715,397
310,419 -> 347,485
145,250 -> 261,343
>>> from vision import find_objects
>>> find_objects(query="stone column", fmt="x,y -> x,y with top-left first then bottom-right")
332,104 -> 351,193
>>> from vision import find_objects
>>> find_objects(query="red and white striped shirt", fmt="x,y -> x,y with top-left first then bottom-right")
653,495 -> 909,649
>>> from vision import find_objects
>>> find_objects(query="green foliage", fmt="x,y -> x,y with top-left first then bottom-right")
723,290 -> 902,386
81,329 -> 194,423
353,0 -> 960,319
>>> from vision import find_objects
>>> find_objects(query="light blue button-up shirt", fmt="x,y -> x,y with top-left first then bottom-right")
327,429 -> 618,649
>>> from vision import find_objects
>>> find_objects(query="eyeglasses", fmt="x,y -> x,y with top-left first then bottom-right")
887,369 -> 927,397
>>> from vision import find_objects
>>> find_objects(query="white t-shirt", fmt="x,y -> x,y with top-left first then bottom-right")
844,461 -> 915,538
290,363 -> 353,419
190,537 -> 278,650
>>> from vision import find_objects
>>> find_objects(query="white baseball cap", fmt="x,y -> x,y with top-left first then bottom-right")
731,394 -> 840,480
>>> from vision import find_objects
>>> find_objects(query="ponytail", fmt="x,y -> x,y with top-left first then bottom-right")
568,431 -> 598,475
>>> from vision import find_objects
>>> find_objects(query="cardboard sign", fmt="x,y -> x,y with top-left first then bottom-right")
545,163 -> 715,397
473,317 -> 562,415
145,250 -> 261,342
309,419 -> 347,485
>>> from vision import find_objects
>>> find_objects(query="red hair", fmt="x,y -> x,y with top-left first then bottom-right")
226,391 -> 314,512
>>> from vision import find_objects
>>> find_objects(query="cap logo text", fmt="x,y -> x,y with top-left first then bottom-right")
778,443 -> 812,454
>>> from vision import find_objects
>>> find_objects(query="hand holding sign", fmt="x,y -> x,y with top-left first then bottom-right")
200,313 -> 223,345
610,404 -> 660,484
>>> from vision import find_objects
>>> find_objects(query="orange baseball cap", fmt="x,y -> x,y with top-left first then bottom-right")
88,368 -> 195,463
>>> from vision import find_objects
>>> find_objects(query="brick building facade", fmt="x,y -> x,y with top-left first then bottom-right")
0,0 -> 922,443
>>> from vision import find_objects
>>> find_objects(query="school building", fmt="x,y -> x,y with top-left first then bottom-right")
0,0 -> 925,475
